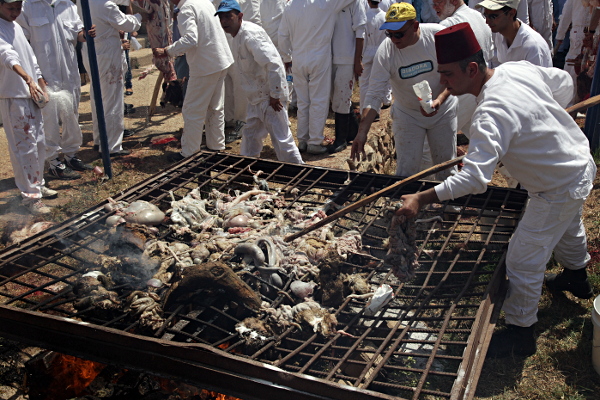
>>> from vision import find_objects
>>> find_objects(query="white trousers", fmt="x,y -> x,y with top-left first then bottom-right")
294,56 -> 332,146
0,98 -> 46,199
565,25 -> 586,100
85,50 -> 126,154
181,69 -> 227,156
224,62 -> 248,123
503,161 -> 596,326
392,105 -> 457,180
240,100 -> 304,164
44,87 -> 83,161
331,64 -> 354,114
359,61 -> 392,113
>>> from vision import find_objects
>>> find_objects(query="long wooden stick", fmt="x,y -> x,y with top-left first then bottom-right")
566,93 -> 600,114
283,155 -> 465,243
147,73 -> 164,121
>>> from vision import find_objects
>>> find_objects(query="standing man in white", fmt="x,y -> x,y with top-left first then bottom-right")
80,0 -> 141,157
153,0 -> 234,162
216,0 -> 303,163
18,0 -> 95,179
278,0 -> 355,155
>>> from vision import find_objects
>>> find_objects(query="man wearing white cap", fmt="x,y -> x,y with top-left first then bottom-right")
216,0 -> 303,164
477,0 -> 552,67
351,3 -> 458,181
396,22 -> 595,358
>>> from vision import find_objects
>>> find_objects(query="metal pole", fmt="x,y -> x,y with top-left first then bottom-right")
79,0 -> 113,179
584,45 -> 600,153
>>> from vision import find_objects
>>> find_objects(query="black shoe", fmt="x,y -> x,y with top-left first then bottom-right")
124,107 -> 136,115
545,269 -> 593,299
486,324 -> 537,358
109,149 -> 131,157
123,129 -> 135,137
381,103 -> 391,110
373,113 -> 380,122
125,103 -> 134,109
167,152 -> 185,163
65,156 -> 93,171
328,112 -> 348,154
93,144 -> 99,152
48,163 -> 81,180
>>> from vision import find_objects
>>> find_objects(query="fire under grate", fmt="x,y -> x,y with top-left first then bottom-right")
0,152 -> 528,400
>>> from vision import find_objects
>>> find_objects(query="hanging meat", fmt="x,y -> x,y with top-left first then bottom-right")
134,0 -> 177,81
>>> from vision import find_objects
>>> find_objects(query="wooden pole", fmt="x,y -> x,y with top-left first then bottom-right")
283,155 -> 465,243
147,73 -> 164,121
566,93 -> 600,114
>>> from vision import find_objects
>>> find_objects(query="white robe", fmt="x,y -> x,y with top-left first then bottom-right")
80,0 -> 141,153
527,0 -> 554,48
18,0 -> 84,161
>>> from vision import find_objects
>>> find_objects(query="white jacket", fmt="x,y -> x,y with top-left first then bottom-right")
440,4 -> 494,67
231,21 -> 288,104
278,0 -> 355,64
435,61 -> 592,201
17,0 -> 83,92
332,0 -> 366,65
167,0 -> 233,76
0,19 -> 42,99
494,20 -> 552,67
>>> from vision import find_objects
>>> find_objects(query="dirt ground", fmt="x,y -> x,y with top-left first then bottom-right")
1,56 -> 600,399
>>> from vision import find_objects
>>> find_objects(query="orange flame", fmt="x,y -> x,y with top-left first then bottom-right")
46,354 -> 105,397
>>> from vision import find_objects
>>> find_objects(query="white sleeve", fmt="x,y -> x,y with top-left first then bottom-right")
534,65 -> 574,108
166,7 -> 198,57
278,6 -> 292,63
555,0 -> 573,41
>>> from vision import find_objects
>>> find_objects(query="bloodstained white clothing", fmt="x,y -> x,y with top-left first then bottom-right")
435,62 -> 593,326
278,0 -> 355,146
0,19 -> 46,199
231,22 -> 302,163
332,0 -> 366,113
80,0 -> 141,153
493,20 -> 552,67
365,24 -> 458,179
527,0 -> 553,48
18,0 -> 84,161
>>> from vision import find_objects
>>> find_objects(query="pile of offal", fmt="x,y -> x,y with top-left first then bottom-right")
73,172 -> 419,347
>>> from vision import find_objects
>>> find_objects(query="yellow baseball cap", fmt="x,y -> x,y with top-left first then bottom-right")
380,3 -> 417,31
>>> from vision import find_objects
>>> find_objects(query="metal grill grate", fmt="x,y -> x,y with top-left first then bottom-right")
0,152 -> 528,400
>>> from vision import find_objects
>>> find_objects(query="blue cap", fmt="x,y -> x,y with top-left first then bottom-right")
215,0 -> 241,15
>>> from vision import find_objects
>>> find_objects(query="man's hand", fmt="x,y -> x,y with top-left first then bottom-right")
420,98 -> 440,117
350,131 -> 367,161
87,24 -> 96,38
354,60 -> 363,81
395,188 -> 439,218
153,47 -> 168,57
269,96 -> 283,112
121,39 -> 130,50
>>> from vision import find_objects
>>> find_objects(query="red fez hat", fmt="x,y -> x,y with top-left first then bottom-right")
435,22 -> 481,64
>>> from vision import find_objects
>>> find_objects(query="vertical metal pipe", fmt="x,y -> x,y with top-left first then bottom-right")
584,45 -> 600,153
79,0 -> 113,179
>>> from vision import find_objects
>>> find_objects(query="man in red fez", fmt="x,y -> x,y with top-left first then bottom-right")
396,22 -> 596,358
